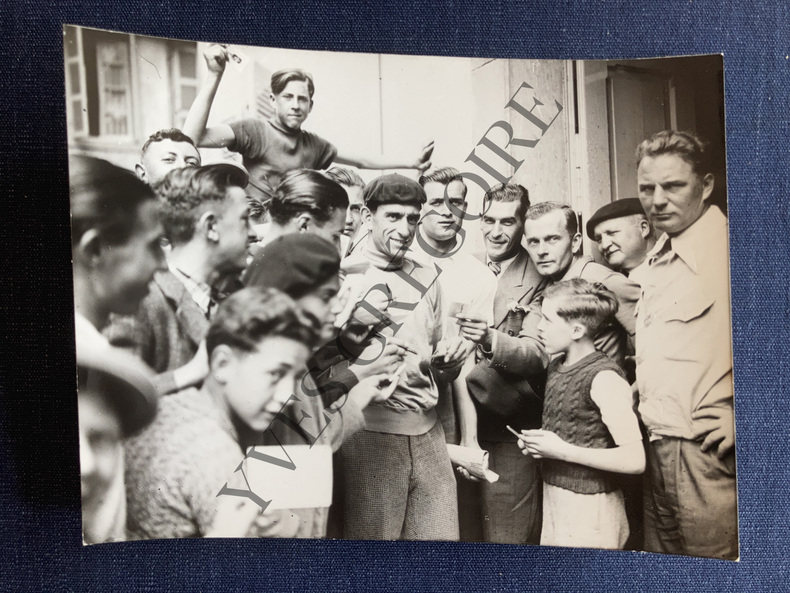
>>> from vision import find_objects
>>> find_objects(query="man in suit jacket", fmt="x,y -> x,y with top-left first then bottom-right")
105,164 -> 256,394
457,183 -> 548,545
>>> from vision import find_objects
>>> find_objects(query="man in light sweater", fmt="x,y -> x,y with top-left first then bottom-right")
338,173 -> 468,540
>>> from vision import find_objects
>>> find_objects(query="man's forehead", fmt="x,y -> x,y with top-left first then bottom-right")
637,152 -> 697,178
594,216 -> 633,234
278,80 -> 311,96
524,210 -> 569,236
424,180 -> 465,199
376,203 -> 421,215
144,138 -> 200,160
484,199 -> 520,219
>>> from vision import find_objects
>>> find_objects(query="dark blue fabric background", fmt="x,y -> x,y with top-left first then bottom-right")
1,1 -> 787,590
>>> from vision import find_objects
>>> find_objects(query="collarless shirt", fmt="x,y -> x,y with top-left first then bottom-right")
630,206 -> 733,440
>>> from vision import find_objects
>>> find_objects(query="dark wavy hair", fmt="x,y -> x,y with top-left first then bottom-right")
268,169 -> 349,226
206,287 -> 320,356
271,69 -> 315,98
154,164 -> 248,245
140,128 -> 197,160
70,155 -> 157,247
483,183 -> 530,220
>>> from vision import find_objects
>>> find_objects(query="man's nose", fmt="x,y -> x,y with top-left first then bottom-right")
491,222 -> 503,237
651,186 -> 668,208
537,240 -> 550,255
396,218 -> 411,237
600,235 -> 613,251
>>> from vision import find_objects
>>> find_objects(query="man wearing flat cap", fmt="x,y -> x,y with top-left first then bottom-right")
337,173 -> 468,541
587,198 -> 656,276
77,342 -> 157,544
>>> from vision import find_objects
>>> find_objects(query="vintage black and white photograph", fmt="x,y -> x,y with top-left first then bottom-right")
65,25 -> 735,559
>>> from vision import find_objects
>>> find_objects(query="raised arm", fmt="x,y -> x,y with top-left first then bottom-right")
183,44 -> 237,149
334,140 -> 434,171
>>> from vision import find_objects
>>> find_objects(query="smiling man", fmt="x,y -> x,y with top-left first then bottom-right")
184,45 -> 433,206
455,183 -> 546,545
631,130 -> 736,559
135,128 -> 201,187
336,173 -> 468,541
586,198 -> 656,275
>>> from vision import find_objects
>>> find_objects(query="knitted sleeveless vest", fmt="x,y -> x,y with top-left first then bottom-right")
541,350 -> 625,494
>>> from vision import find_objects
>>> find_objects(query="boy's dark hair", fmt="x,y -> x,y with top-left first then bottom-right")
525,201 -> 579,236
140,128 -> 197,159
154,164 -> 248,245
635,130 -> 711,176
542,278 -> 619,336
483,183 -> 530,220
325,166 -> 366,189
206,287 -> 319,356
271,69 -> 315,98
70,155 -> 157,247
419,167 -> 467,199
269,169 -> 349,226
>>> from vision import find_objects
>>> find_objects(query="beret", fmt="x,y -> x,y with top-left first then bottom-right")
244,233 -> 341,299
76,343 -> 157,437
586,198 -> 646,239
363,173 -> 426,208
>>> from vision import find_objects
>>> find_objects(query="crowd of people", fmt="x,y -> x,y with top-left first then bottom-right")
72,45 -> 737,559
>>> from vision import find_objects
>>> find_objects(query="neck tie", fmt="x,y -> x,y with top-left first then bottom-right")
488,260 -> 501,276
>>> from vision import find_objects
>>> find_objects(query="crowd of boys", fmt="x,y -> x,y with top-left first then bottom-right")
71,45 -> 736,559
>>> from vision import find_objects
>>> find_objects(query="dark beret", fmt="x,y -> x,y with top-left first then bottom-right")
243,233 -> 341,299
586,198 -> 646,239
76,344 -> 157,437
363,173 -> 426,209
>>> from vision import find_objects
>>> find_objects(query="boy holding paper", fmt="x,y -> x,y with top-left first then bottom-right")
514,279 -> 645,549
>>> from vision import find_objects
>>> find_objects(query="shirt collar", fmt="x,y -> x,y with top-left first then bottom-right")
168,262 -> 214,317
648,206 -> 724,274
487,252 -> 518,276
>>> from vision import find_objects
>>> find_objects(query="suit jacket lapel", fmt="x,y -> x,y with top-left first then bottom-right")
493,248 -> 545,329
155,271 -> 210,347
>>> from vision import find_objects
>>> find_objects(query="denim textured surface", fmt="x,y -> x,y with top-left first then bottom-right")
0,1 -> 787,591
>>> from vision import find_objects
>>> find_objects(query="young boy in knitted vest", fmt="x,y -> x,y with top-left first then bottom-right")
514,278 -> 645,549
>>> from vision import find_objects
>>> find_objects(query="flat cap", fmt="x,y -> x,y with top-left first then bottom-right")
586,198 -> 646,239
244,233 -> 341,299
363,173 -> 426,209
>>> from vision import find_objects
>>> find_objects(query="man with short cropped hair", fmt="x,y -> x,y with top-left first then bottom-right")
586,198 -> 656,275
105,164 -> 256,394
135,128 -> 201,187
183,45 -> 433,204
632,130 -> 736,559
523,201 -> 640,368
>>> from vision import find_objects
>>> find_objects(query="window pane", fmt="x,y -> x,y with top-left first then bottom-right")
71,99 -> 84,132
178,49 -> 196,79
68,62 -> 81,95
180,85 -> 197,110
64,27 -> 78,57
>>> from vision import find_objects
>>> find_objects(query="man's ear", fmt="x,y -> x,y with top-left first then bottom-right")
701,173 -> 715,203
135,164 -> 147,183
210,344 -> 235,384
360,206 -> 373,225
638,218 -> 652,239
76,229 -> 103,268
295,212 -> 313,233
198,211 -> 219,242
571,232 -> 583,255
